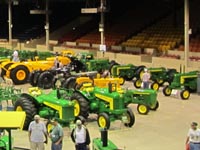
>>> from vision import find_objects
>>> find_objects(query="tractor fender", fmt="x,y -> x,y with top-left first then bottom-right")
62,76 -> 77,89
7,63 -> 31,73
20,93 -> 40,106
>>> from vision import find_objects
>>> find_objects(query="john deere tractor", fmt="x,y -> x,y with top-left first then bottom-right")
109,61 -> 145,81
162,70 -> 198,100
134,67 -> 177,90
14,87 -> 75,130
71,83 -> 135,129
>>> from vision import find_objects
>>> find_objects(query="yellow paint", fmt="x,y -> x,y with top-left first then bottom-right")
95,93 -> 114,110
150,69 -> 162,72
43,102 -> 63,119
0,112 -> 26,130
180,75 -> 197,84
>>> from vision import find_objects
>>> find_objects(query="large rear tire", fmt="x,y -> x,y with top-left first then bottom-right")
14,97 -> 37,130
37,71 -> 54,89
10,65 -> 29,84
70,92 -> 89,119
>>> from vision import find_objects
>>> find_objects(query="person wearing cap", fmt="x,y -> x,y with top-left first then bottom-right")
141,68 -> 151,89
49,118 -> 64,150
28,115 -> 48,150
71,119 -> 91,150
186,122 -> 200,150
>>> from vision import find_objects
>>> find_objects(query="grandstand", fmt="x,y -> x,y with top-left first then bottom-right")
0,0 -> 200,69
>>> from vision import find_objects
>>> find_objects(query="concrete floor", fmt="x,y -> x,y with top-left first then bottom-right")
8,82 -> 200,150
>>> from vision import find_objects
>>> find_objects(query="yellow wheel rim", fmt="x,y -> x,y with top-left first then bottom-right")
165,88 -> 171,95
136,80 -> 142,87
98,116 -> 106,128
153,83 -> 159,90
183,91 -> 189,99
138,105 -> 147,114
16,106 -> 23,111
16,70 -> 26,81
74,100 -> 80,117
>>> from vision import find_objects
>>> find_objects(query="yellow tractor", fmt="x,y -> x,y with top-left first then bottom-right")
0,50 -> 73,85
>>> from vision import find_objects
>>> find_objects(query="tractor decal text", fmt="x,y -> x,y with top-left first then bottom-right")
43,102 -> 63,119
95,93 -> 114,110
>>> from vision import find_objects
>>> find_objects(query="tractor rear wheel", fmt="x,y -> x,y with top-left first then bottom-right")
137,104 -> 149,115
135,66 -> 145,79
133,79 -> 142,88
71,92 -> 89,119
1,62 -> 14,79
150,101 -> 159,111
180,90 -> 190,100
151,82 -> 160,91
10,65 -> 29,84
62,76 -> 76,89
97,113 -> 110,129
108,60 -> 119,73
124,108 -> 135,127
14,97 -> 37,130
163,86 -> 172,96
37,71 -> 54,89
29,70 -> 42,86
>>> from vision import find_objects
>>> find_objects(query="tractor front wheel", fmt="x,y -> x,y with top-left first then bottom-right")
151,82 -> 160,91
29,70 -> 42,86
180,90 -> 190,100
133,79 -> 142,88
14,97 -> 37,130
124,108 -> 135,127
163,86 -> 172,96
137,104 -> 149,115
97,113 -> 110,129
150,101 -> 159,111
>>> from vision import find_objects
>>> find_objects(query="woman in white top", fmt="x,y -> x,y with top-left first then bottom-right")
186,122 -> 200,150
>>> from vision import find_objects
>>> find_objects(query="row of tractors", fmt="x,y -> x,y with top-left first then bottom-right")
0,48 -> 199,149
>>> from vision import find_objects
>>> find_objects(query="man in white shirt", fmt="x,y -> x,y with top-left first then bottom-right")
28,115 -> 48,150
186,122 -> 200,150
12,50 -> 19,62
71,120 -> 91,150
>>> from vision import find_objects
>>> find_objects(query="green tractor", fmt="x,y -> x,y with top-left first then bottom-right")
0,130 -> 12,150
71,83 -> 135,129
68,52 -> 110,73
14,87 -> 76,130
162,70 -> 198,100
134,67 -> 177,90
109,62 -> 145,81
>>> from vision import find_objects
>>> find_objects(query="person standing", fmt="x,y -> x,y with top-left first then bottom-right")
12,50 -> 19,62
141,68 -> 151,89
71,120 -> 91,150
186,122 -> 200,150
49,118 -> 64,150
28,115 -> 48,150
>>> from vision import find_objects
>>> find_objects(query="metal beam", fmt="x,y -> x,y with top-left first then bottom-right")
184,0 -> 189,68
